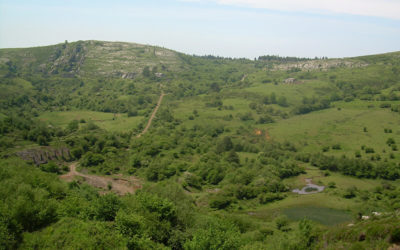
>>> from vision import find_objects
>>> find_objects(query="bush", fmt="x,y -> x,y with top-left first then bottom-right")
127,109 -> 138,117
115,211 -> 144,237
257,115 -> 274,124
184,174 -> 202,189
275,215 -> 290,231
365,147 -> 375,154
183,219 -> 241,250
40,161 -> 60,174
81,152 -> 105,167
95,194 -> 121,221
85,121 -> 99,130
258,193 -> 284,204
37,135 -> 48,146
386,138 -> 395,145
71,147 -> 83,159
384,128 -> 393,133
209,196 -> 233,209
380,103 -> 391,108
67,120 -> 79,132
391,227 -> 400,243
343,187 -> 357,199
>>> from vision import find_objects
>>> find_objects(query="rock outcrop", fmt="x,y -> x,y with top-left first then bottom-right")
16,147 -> 71,165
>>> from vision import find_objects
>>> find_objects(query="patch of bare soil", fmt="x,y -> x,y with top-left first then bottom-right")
60,163 -> 141,195
254,129 -> 271,140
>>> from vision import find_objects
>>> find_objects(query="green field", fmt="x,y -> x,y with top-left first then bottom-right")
38,111 -> 144,132
265,101 -> 400,159
283,166 -> 385,190
245,80 -> 335,105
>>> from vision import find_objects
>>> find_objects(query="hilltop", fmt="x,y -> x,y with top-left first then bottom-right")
0,40 -> 184,78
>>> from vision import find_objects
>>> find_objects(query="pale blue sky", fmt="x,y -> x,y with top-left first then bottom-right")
0,0 -> 399,58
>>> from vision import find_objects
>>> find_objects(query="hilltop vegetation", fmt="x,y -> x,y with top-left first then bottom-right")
0,41 -> 400,249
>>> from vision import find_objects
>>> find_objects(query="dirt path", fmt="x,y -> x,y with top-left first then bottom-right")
137,92 -> 165,138
60,163 -> 141,195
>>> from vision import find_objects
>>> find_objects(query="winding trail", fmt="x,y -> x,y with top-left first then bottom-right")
60,162 -> 141,195
60,92 -> 165,194
137,92 -> 165,138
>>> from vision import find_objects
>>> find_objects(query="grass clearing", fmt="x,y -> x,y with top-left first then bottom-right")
284,166 -> 384,190
38,111 -> 144,132
244,80 -> 334,105
265,103 -> 400,161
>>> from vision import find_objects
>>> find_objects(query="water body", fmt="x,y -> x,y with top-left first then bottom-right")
292,178 -> 325,194
283,206 -> 352,226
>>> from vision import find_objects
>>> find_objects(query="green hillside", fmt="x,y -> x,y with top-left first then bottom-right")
0,41 -> 400,249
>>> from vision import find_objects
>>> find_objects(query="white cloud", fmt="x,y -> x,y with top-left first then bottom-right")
210,0 -> 400,20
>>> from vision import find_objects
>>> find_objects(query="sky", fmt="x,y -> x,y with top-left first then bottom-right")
0,0 -> 399,58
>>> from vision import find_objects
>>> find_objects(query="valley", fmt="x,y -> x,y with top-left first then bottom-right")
0,41 -> 400,249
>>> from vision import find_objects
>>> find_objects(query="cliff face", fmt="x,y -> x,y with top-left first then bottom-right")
16,147 -> 71,165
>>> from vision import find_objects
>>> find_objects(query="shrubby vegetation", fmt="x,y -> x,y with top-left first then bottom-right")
1,41 -> 400,249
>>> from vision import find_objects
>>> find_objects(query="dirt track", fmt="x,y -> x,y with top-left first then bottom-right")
137,92 -> 165,138
60,92 -> 165,193
60,163 -> 141,195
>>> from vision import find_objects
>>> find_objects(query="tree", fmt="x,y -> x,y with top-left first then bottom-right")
216,136 -> 233,153
258,115 -> 274,124
67,120 -> 79,132
226,150 -> 240,164
270,92 -> 277,104
71,147 -> 83,159
95,194 -> 121,221
277,96 -> 288,107
297,219 -> 316,249
40,161 -> 59,173
127,109 -> 138,117
184,220 -> 241,250
81,152 -> 104,166
37,135 -> 48,146
142,66 -> 151,77
115,211 -> 144,237
275,215 -> 289,231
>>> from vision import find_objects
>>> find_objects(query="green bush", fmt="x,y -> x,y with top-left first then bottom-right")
81,152 -> 105,166
40,161 -> 60,174
210,195 -> 233,209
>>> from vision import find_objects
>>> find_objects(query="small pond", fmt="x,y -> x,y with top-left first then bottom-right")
283,206 -> 352,226
292,178 -> 325,194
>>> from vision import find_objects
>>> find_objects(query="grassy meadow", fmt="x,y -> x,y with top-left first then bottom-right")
38,110 -> 144,132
